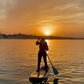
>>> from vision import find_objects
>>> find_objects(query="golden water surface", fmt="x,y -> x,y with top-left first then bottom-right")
0,39 -> 84,84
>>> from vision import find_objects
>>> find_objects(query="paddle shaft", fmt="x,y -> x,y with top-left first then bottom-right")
47,55 -> 59,75
47,55 -> 53,67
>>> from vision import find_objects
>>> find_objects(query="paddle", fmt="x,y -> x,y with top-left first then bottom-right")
47,55 -> 59,75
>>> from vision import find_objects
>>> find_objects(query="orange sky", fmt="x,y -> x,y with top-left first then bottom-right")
0,0 -> 84,37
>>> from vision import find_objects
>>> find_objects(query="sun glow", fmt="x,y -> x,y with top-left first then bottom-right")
46,31 -> 50,35
41,24 -> 55,36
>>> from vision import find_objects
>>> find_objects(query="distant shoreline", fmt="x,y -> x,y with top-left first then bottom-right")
1,38 -> 84,40
0,33 -> 84,40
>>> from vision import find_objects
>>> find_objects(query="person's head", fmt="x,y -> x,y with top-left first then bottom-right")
41,36 -> 45,42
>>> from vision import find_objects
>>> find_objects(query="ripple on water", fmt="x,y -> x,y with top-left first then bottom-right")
0,40 -> 84,84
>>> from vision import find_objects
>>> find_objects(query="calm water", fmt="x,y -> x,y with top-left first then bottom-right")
0,39 -> 84,84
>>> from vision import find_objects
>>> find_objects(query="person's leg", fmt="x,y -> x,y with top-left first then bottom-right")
43,52 -> 48,72
37,51 -> 42,71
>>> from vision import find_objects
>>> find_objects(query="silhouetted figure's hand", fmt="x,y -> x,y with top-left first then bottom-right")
38,37 -> 40,41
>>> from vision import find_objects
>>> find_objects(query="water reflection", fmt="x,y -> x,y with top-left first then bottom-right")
46,39 -> 49,63
46,40 -> 49,45
0,40 -> 84,84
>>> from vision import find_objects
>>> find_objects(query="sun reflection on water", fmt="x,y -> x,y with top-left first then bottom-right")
46,40 -> 49,62
46,39 -> 49,45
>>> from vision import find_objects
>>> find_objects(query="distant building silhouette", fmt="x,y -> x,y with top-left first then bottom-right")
0,33 -> 84,39
0,33 -> 3,39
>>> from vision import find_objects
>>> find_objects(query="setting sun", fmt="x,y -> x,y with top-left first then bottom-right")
46,31 -> 50,35
41,24 -> 55,36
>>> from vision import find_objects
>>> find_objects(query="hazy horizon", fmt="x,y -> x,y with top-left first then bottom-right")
0,0 -> 84,38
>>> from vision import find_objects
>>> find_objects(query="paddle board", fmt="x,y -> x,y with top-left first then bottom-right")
29,66 -> 51,83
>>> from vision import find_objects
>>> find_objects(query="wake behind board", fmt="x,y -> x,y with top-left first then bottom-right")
29,66 -> 51,83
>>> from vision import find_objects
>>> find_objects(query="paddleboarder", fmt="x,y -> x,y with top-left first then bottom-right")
36,36 -> 49,72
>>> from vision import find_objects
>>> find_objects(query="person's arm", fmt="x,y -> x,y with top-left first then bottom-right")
45,42 -> 49,50
36,38 -> 40,45
36,41 -> 40,45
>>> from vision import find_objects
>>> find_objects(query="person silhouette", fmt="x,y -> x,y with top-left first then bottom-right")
36,37 -> 49,72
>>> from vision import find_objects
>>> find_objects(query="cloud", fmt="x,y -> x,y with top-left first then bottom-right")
0,0 -> 84,37
6,0 -> 84,22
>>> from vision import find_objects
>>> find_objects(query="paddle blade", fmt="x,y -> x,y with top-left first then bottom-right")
52,66 -> 59,75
